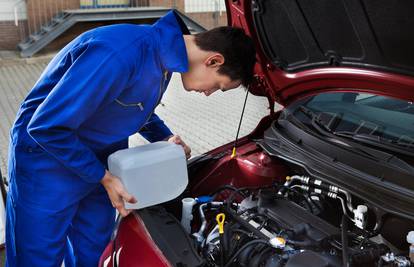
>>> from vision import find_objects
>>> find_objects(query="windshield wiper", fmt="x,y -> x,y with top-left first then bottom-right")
290,106 -> 414,164
287,106 -> 384,160
293,105 -> 414,158
334,132 -> 414,157
295,106 -> 334,134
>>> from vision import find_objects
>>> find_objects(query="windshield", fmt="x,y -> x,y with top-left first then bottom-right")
283,92 -> 414,153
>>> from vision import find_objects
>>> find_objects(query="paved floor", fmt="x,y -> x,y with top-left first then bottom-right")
0,54 -> 278,177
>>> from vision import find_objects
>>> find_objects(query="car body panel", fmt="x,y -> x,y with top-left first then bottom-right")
226,0 -> 414,104
98,214 -> 172,267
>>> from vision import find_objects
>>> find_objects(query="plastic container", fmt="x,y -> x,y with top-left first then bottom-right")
181,198 -> 196,233
108,141 -> 188,210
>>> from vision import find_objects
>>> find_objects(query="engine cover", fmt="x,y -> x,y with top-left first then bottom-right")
257,190 -> 339,244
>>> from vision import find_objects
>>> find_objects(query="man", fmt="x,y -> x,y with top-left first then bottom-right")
6,10 -> 256,267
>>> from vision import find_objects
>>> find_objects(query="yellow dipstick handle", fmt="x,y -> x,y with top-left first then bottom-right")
216,213 -> 226,234
231,147 -> 237,158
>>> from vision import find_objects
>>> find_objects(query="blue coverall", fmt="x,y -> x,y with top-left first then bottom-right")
6,10 -> 189,266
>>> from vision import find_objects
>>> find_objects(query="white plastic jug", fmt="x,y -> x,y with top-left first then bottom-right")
108,141 -> 188,210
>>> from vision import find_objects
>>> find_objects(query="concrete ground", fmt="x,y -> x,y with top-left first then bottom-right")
0,51 -> 278,178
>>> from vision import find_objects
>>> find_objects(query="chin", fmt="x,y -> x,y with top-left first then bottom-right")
181,81 -> 191,91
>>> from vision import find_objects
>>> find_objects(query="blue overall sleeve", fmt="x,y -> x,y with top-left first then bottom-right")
27,43 -> 130,183
138,113 -> 173,142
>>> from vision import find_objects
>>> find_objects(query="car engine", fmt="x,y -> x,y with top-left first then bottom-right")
173,175 -> 413,267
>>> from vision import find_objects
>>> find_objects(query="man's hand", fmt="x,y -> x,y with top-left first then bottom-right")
101,170 -> 137,217
166,135 -> 191,159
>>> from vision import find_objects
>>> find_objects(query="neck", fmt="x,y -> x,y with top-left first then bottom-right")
183,35 -> 197,65
183,35 -> 209,68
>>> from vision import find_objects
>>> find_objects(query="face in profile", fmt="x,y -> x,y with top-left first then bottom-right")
181,53 -> 242,96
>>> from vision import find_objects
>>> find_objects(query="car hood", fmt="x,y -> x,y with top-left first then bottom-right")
226,0 -> 414,105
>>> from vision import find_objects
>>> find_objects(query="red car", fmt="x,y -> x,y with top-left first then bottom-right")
100,0 -> 414,266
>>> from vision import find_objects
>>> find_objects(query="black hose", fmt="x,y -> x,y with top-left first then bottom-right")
227,231 -> 249,259
224,239 -> 270,267
220,234 -> 225,267
210,185 -> 248,199
248,246 -> 273,267
286,239 -> 318,248
226,187 -> 249,209
223,222 -> 234,261
341,214 -> 350,267
257,218 -> 268,231
238,243 -> 258,266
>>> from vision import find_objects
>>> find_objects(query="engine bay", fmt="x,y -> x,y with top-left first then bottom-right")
117,119 -> 414,267
164,173 -> 411,267
134,167 -> 414,267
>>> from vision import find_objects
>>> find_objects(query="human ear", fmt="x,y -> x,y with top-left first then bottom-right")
206,54 -> 224,67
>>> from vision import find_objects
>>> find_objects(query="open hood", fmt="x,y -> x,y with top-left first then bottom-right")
226,0 -> 414,105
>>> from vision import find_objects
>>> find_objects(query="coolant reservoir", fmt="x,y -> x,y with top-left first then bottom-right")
108,141 -> 188,210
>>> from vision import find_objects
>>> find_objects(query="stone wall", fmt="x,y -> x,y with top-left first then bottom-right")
0,21 -> 27,50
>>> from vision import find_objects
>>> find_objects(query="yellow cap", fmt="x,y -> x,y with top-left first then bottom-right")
231,147 -> 237,158
216,213 -> 226,234
286,176 -> 291,181
276,237 -> 286,245
269,236 -> 286,249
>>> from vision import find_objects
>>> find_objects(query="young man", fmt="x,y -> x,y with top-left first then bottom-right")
6,10 -> 255,267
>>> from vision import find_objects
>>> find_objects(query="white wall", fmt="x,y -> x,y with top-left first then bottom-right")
0,0 -> 27,21
184,0 -> 226,13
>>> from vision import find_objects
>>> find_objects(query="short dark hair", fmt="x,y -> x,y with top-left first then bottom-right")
194,26 -> 256,88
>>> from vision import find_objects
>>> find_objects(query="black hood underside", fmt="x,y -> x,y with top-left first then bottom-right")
252,0 -> 414,76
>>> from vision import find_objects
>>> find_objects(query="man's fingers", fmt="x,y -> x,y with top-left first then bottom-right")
171,135 -> 183,144
119,207 -> 129,217
184,145 -> 191,159
125,209 -> 133,216
114,201 -> 124,210
169,135 -> 191,158
121,191 -> 137,204
173,139 -> 182,145
113,199 -> 129,217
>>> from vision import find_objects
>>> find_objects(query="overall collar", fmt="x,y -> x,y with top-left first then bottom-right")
153,10 -> 190,73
